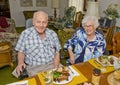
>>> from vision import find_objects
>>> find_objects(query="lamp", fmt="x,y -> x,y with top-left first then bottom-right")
52,0 -> 59,19
85,1 -> 100,19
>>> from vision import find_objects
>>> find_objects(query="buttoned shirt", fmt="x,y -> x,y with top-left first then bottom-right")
15,27 -> 61,66
64,28 -> 106,62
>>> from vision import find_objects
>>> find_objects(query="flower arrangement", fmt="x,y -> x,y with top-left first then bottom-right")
103,4 -> 120,19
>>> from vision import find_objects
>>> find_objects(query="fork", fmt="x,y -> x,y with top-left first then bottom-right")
94,60 -> 107,72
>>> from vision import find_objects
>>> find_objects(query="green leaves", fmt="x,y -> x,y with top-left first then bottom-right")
53,71 -> 62,79
103,4 -> 120,19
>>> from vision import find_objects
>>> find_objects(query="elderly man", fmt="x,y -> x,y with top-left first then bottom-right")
13,10 -> 61,77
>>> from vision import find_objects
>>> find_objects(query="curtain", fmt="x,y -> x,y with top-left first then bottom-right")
68,0 -> 84,12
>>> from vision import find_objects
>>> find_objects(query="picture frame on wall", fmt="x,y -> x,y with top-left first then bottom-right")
36,0 -> 47,7
20,0 -> 33,7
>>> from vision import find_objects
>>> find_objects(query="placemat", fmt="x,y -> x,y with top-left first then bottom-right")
88,58 -> 115,73
28,78 -> 37,85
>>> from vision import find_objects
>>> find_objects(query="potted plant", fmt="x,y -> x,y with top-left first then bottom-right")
103,4 -> 120,20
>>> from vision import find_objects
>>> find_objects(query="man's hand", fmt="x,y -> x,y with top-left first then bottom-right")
16,63 -> 26,76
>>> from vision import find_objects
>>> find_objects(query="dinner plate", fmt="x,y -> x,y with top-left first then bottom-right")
53,70 -> 74,84
96,56 -> 118,66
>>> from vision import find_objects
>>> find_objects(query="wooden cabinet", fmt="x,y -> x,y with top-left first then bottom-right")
0,42 -> 14,70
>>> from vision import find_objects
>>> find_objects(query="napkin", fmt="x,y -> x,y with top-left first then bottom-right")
6,78 -> 36,85
88,58 -> 115,73
66,65 -> 88,85
68,65 -> 80,76
6,80 -> 28,85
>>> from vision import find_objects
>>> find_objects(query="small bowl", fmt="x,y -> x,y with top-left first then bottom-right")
45,77 -> 51,84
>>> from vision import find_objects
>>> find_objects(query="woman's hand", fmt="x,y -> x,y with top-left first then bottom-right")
68,48 -> 75,64
70,55 -> 75,64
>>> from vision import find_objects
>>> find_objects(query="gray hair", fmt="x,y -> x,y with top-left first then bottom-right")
82,16 -> 99,28
33,10 -> 48,21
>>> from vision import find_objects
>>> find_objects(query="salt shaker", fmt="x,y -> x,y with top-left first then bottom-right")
92,68 -> 101,85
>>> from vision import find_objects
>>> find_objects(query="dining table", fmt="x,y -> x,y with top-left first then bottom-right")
8,54 -> 120,85
29,59 -> 116,85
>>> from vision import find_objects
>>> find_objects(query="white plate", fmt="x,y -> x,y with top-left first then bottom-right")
53,70 -> 74,84
96,56 -> 118,66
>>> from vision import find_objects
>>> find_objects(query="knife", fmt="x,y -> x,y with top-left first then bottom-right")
68,66 -> 74,74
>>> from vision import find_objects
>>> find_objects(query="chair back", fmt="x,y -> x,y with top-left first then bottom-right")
54,6 -> 76,29
112,31 -> 120,54
57,29 -> 74,58
73,11 -> 83,28
25,18 -> 33,28
105,26 -> 115,52
64,6 -> 76,20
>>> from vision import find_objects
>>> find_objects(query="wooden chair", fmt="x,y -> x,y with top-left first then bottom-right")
105,26 -> 116,54
73,11 -> 83,28
112,31 -> 120,54
0,41 -> 14,70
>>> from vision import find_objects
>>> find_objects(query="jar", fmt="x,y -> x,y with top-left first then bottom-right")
92,68 -> 101,85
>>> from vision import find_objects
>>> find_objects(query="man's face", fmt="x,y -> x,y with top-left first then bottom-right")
33,13 -> 48,34
83,20 -> 96,36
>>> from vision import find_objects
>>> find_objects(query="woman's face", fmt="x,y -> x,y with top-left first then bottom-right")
83,20 -> 96,36
33,13 -> 48,34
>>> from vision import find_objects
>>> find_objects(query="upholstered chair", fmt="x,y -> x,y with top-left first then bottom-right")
54,6 -> 76,29
25,18 -> 33,28
57,28 -> 75,58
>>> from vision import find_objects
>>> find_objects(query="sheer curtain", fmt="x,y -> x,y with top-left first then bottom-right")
68,0 -> 84,12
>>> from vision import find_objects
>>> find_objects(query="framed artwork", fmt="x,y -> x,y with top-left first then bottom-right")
36,0 -> 47,7
20,0 -> 33,7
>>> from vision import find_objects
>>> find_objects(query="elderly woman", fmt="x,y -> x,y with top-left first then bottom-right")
64,16 -> 106,64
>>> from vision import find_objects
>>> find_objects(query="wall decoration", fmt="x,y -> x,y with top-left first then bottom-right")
36,0 -> 47,7
20,0 -> 33,7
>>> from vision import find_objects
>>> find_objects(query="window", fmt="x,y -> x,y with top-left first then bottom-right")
68,0 -> 84,12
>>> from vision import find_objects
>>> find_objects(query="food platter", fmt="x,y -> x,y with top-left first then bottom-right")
96,55 -> 118,66
52,66 -> 75,84
53,70 -> 74,84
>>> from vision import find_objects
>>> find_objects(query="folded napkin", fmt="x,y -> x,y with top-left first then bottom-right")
65,65 -> 88,85
88,58 -> 114,73
37,65 -> 88,85
6,78 -> 36,85
6,80 -> 28,85
68,65 -> 79,76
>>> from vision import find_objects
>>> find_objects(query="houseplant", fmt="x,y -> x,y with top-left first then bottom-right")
103,4 -> 120,20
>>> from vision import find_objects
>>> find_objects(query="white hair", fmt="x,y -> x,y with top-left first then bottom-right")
82,16 -> 99,28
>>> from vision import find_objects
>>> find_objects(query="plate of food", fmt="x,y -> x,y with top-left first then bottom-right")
96,55 -> 118,66
53,66 -> 74,84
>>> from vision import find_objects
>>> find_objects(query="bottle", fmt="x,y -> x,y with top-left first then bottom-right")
92,68 -> 101,85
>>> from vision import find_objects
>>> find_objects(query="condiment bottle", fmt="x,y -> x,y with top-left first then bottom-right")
92,68 -> 101,85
